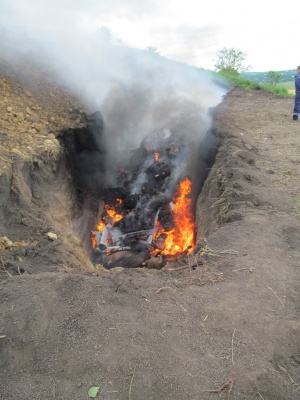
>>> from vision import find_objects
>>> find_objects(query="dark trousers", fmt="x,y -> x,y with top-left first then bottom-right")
293,94 -> 300,115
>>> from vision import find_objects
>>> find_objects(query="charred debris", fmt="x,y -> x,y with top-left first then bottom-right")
58,109 -> 218,269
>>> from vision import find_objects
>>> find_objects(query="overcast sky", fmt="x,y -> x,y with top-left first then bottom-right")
0,0 -> 298,72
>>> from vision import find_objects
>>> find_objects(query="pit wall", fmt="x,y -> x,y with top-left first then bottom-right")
195,128 -> 263,241
0,143 -> 94,276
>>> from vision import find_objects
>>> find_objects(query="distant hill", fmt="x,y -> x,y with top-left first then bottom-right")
241,70 -> 295,83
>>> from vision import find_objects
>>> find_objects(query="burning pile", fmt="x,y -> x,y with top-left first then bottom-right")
91,131 -> 196,269
152,177 -> 194,256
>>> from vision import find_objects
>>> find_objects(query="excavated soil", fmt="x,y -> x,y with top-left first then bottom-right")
1,60 -> 300,400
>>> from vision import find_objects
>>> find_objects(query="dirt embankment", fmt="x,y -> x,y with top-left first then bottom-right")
0,60 -> 94,274
1,63 -> 300,400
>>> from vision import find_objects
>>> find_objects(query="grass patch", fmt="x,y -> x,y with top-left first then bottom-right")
278,81 -> 294,90
278,81 -> 295,95
217,71 -> 293,97
218,71 -> 260,90
260,84 -> 291,97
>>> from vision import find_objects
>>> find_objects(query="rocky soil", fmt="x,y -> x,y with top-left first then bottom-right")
1,59 -> 300,400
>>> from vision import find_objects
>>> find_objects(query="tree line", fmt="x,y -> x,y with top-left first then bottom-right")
241,70 -> 295,84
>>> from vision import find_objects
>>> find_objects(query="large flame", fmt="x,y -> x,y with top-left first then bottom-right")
154,177 -> 194,255
91,180 -> 195,256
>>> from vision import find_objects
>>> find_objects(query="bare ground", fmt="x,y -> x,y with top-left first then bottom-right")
0,62 -> 300,400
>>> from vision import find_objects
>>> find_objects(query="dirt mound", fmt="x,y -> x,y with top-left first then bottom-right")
1,61 -> 300,400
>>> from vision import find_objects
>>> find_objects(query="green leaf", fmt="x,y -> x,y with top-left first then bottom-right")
88,386 -> 100,398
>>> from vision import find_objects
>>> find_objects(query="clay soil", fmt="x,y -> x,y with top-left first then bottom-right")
1,60 -> 300,400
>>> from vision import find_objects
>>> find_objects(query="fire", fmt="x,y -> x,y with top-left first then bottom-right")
96,221 -> 105,231
104,200 -> 123,224
91,230 -> 97,249
92,199 -> 124,247
154,152 -> 159,162
154,177 -> 194,255
91,178 -> 195,258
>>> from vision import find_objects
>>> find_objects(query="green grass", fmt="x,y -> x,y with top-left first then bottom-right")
278,81 -> 294,90
260,84 -> 291,96
218,71 -> 260,90
278,81 -> 295,95
217,71 -> 293,97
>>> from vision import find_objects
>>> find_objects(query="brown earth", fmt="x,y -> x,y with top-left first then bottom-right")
1,60 -> 300,400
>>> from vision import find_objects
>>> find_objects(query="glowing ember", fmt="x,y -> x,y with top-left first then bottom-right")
91,230 -> 97,249
96,221 -> 105,232
154,152 -> 159,162
154,177 -> 194,255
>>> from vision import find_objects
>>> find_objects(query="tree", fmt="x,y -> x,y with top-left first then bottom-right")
266,71 -> 282,86
214,47 -> 251,75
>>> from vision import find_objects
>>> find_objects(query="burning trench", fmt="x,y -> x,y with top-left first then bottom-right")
60,110 -> 218,270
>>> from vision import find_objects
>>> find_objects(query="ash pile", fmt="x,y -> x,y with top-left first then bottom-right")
92,127 -> 192,270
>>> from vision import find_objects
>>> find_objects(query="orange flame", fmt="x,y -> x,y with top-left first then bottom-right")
92,200 -> 124,248
154,152 -> 159,162
154,177 -> 194,255
96,221 -> 105,232
91,230 -> 97,249
105,202 -> 123,224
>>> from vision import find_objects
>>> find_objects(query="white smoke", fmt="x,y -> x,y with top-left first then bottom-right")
0,0 -> 228,171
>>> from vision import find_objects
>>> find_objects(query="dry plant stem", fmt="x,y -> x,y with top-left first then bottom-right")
231,329 -> 236,365
278,365 -> 300,389
257,391 -> 266,400
232,268 -> 248,272
267,285 -> 284,306
168,266 -> 190,271
155,287 -> 172,295
262,365 -> 280,374
168,263 -> 199,271
128,367 -> 136,400
208,377 -> 234,396
28,310 -> 40,320
232,267 -> 253,272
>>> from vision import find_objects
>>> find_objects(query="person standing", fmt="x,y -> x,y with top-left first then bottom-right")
293,65 -> 300,120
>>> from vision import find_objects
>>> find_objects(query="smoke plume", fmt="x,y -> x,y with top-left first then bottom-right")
0,0 -> 228,188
